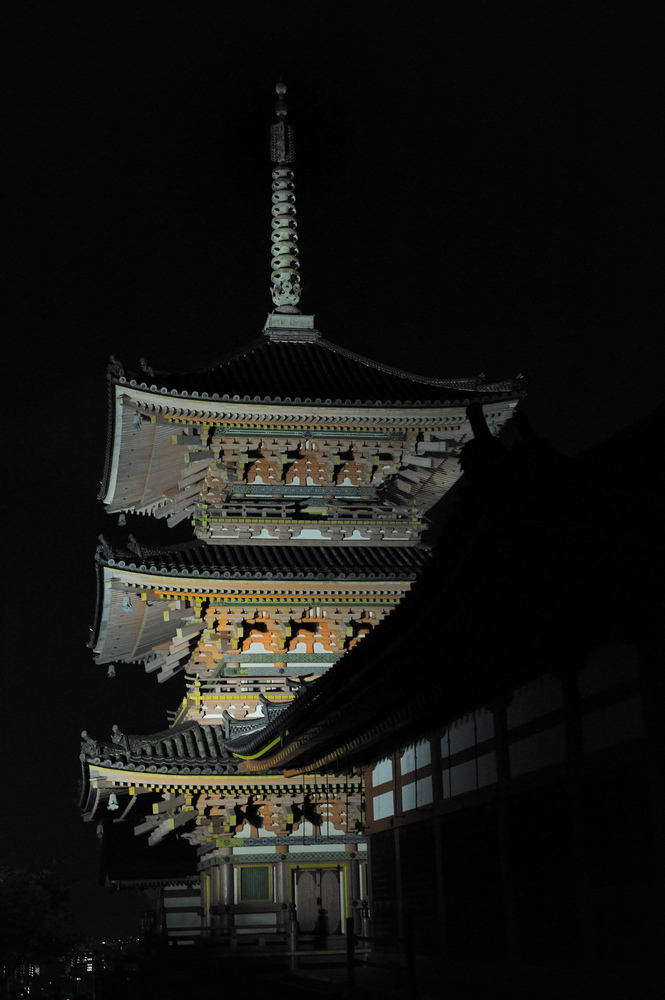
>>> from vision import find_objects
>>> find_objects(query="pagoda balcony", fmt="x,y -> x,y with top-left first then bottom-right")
209,506 -> 386,520
191,499 -> 421,545
194,515 -> 420,546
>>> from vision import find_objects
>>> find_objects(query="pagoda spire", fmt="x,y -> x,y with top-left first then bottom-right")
270,81 -> 301,313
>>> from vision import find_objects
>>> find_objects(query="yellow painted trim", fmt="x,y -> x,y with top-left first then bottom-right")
233,735 -> 282,760
89,764 -> 359,793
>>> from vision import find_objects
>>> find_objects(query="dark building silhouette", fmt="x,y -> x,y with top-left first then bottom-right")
247,404 -> 663,992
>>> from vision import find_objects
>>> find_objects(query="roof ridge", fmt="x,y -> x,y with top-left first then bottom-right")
185,334 -> 267,375
317,338 -> 487,389
152,330 -> 508,391
108,334 -> 523,406
124,719 -> 202,743
126,536 -> 207,557
110,537 -> 430,575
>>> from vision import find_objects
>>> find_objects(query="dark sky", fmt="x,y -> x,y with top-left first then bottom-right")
3,3 -> 662,939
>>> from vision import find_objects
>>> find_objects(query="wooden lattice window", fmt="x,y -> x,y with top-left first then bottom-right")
239,865 -> 271,901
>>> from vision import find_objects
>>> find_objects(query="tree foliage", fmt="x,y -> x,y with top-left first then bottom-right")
0,864 -> 70,969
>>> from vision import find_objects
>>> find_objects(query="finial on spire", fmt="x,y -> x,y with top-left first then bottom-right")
275,80 -> 288,120
271,80 -> 293,160
270,82 -> 300,313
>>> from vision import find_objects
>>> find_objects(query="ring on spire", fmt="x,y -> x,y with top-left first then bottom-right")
270,82 -> 300,312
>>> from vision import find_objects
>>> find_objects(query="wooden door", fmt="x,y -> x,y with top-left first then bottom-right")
293,867 -> 342,938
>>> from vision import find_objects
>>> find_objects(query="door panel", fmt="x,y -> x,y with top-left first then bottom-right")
293,867 -> 342,936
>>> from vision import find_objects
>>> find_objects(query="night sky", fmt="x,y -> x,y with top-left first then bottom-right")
4,3 -> 662,939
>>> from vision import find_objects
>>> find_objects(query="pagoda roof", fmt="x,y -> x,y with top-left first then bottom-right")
118,328 -> 522,409
91,536 -> 427,674
84,407 -> 660,778
80,719 -> 242,776
81,705 -> 362,785
99,535 -> 430,580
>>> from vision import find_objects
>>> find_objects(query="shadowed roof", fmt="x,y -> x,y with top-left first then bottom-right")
99,535 -> 431,579
125,330 -> 522,408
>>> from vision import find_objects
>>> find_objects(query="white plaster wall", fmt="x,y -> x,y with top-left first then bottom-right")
402,776 -> 433,810
400,739 -> 432,774
372,757 -> 393,786
373,790 -> 394,820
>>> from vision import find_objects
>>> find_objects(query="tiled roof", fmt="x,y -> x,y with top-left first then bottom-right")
99,535 -> 430,580
81,720 -> 241,775
124,332 -> 522,408
90,536 -> 427,672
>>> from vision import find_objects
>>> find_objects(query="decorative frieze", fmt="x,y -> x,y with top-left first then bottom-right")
92,562 -> 408,686
104,384 -> 519,530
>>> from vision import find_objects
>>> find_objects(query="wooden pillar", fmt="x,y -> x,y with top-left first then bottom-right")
346,916 -> 356,987
493,702 -> 516,957
346,849 -> 360,933
560,652 -> 597,961
429,734 -> 447,959
275,846 -> 290,932
394,824 -> 406,973
289,902 -> 299,971
202,872 -> 211,936
218,856 -> 233,935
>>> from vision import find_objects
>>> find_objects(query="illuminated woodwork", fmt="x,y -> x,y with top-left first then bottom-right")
80,83 -> 523,950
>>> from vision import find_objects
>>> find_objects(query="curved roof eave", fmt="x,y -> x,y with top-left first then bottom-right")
97,537 -> 431,582
111,335 -> 524,410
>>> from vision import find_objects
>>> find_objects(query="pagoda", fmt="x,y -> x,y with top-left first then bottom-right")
80,84 -> 523,948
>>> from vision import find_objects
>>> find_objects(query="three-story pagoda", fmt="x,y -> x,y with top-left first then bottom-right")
80,84 -> 523,948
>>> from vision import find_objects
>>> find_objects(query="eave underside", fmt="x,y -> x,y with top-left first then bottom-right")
102,385 -> 521,519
